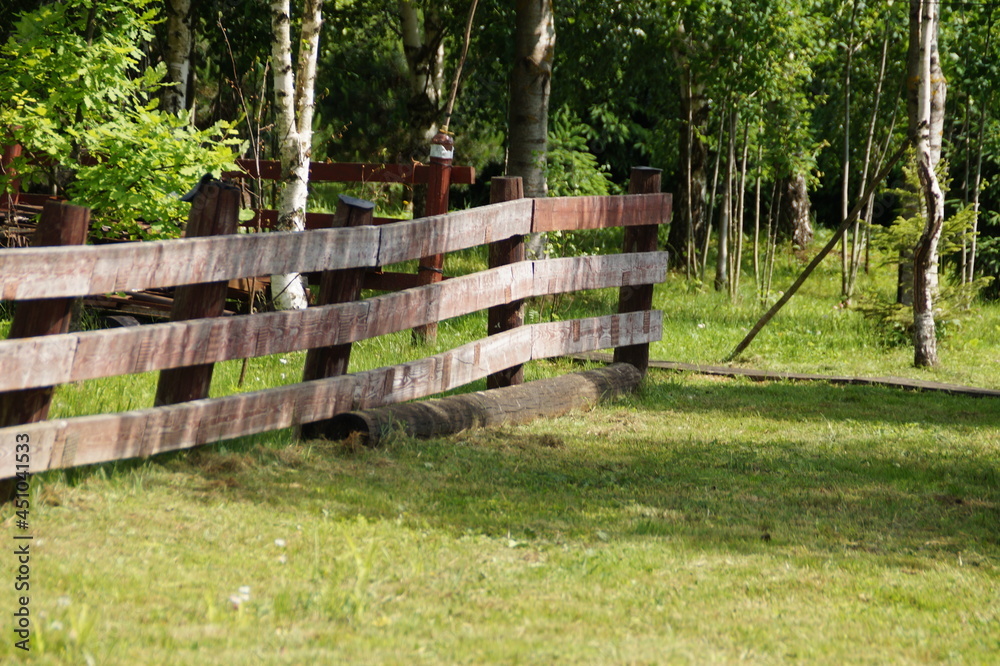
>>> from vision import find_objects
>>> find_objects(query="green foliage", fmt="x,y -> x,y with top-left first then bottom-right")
854,278 -> 992,347
546,106 -> 617,198
854,159 -> 993,345
0,0 -> 238,240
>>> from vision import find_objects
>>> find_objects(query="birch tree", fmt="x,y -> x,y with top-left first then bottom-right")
907,0 -> 946,367
399,0 -> 445,149
163,0 -> 192,115
270,0 -> 324,311
508,0 -> 554,257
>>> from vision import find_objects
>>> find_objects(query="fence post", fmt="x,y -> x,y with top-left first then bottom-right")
0,201 -> 89,498
300,195 -> 375,439
486,176 -> 526,389
154,182 -> 241,406
413,130 -> 454,344
613,167 -> 662,376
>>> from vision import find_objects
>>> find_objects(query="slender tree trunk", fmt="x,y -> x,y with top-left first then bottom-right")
840,0 -> 858,297
164,0 -> 193,115
270,0 -> 325,311
701,110 -> 726,281
732,119 -> 750,300
968,103 -> 987,283
908,0 -> 947,367
715,109 -> 735,292
847,20 -> 891,299
752,142 -> 763,287
670,24 -> 709,274
508,0 -> 555,258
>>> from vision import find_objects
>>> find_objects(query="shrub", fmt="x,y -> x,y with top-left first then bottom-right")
0,0 -> 239,240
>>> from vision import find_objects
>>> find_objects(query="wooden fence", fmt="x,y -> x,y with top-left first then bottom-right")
0,170 -> 670,479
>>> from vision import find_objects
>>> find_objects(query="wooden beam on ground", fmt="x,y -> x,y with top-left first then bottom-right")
322,363 -> 643,446
570,352 -> 1000,399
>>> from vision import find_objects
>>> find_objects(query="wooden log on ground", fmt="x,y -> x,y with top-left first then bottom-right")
320,363 -> 643,446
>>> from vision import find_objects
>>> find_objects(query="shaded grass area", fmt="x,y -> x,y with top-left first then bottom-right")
3,373 -> 999,663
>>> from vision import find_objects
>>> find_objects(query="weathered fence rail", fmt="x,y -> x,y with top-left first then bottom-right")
0,171 -> 670,479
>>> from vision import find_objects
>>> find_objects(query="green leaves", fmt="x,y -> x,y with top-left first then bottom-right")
0,0 -> 237,240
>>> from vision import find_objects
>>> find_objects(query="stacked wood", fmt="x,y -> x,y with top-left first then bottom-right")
318,363 -> 642,446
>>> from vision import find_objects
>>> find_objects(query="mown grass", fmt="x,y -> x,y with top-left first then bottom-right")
2,234 -> 1000,663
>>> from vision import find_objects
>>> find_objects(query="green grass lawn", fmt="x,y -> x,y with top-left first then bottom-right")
2,235 -> 1000,663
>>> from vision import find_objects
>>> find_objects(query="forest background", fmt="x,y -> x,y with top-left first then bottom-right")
2,0 -> 1000,364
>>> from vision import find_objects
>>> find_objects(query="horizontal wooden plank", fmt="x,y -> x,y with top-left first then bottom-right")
0,312 -> 661,477
377,199 -> 534,265
531,311 -> 662,360
531,252 -> 668,294
0,227 -> 382,300
227,160 -> 476,185
532,193 -> 671,233
0,254 -> 664,391
0,200 -> 536,300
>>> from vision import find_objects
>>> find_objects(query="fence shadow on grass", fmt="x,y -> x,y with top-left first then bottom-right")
145,374 -> 1000,568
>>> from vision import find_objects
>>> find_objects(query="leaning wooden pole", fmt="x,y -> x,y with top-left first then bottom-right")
321,363 -> 642,446
725,142 -> 908,363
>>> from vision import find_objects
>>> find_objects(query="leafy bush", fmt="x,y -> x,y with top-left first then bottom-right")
0,0 -> 238,240
545,106 -> 624,257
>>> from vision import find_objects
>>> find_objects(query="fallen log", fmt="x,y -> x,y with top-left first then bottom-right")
319,363 -> 643,446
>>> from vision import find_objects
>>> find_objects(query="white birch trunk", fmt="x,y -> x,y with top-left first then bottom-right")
164,0 -> 193,115
508,0 -> 555,197
908,0 -> 947,367
270,0 -> 324,311
400,1 -> 445,145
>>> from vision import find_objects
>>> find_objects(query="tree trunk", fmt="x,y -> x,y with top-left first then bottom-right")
777,173 -> 813,250
400,1 -> 445,151
670,23 -> 709,274
270,0 -> 324,311
508,0 -> 554,258
908,0 -> 946,367
164,0 -> 193,115
714,109 -> 734,292
840,0 -> 858,297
